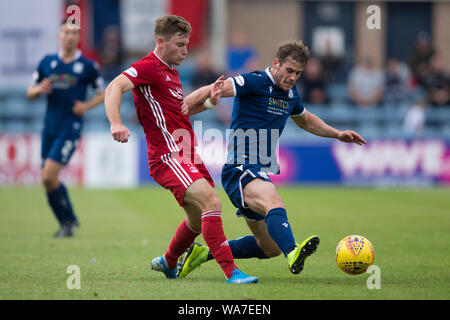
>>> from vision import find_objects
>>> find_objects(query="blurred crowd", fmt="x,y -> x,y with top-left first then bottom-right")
92,27 -> 450,135
346,32 -> 449,109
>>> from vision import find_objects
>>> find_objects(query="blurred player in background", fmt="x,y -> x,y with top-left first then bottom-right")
178,40 -> 366,278
104,15 -> 257,283
26,18 -> 105,238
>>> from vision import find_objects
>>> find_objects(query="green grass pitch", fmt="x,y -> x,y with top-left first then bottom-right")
0,186 -> 449,300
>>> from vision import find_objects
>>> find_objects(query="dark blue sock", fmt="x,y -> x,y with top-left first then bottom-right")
46,187 -> 65,225
230,236 -> 269,259
207,235 -> 268,260
58,183 -> 77,223
46,183 -> 77,224
264,208 -> 296,257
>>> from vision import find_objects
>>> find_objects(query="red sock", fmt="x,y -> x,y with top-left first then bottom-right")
201,210 -> 237,279
164,219 -> 200,269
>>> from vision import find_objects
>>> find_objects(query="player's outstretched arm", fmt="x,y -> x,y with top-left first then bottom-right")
293,110 -> 366,145
182,76 -> 229,116
105,74 -> 133,143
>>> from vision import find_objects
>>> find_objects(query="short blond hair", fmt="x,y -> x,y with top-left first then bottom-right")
155,15 -> 192,40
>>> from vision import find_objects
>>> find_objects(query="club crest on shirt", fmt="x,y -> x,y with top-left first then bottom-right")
234,75 -> 245,86
73,62 -> 84,74
189,165 -> 199,173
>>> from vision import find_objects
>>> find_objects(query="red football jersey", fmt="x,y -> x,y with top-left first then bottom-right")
122,51 -> 195,160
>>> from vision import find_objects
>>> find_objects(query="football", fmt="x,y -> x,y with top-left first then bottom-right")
335,235 -> 375,275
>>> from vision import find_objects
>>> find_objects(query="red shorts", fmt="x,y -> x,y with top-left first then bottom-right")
149,153 -> 215,207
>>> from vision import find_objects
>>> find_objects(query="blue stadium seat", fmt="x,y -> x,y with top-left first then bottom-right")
306,104 -> 327,118
0,83 -> 448,140
29,119 -> 44,132
434,107 -> 450,122
27,99 -> 46,117
327,83 -> 349,103
326,103 -> 354,122
356,123 -> 381,139
355,107 -> 381,123
83,118 -> 110,132
85,103 -> 106,118
385,123 -> 406,138
3,120 -> 28,132
3,97 -> 29,117
440,125 -> 450,139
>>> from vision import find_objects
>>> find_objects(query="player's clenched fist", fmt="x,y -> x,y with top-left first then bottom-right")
72,100 -> 88,116
110,123 -> 131,143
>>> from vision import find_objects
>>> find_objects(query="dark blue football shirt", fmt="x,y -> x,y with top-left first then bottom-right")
31,50 -> 104,133
226,67 -> 306,173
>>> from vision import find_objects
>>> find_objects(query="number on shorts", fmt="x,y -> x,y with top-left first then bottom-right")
61,139 -> 78,161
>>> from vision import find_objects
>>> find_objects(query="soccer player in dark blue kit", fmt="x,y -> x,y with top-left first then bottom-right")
177,40 -> 366,278
27,19 -> 105,237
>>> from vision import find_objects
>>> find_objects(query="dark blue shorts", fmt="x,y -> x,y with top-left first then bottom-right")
41,125 -> 81,167
221,164 -> 272,221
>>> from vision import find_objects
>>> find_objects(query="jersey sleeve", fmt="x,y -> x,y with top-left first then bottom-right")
122,59 -> 156,87
230,72 -> 261,96
30,57 -> 45,85
87,61 -> 105,93
290,100 -> 306,118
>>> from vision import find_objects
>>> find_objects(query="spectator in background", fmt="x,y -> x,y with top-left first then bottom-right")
226,30 -> 259,75
423,53 -> 450,106
408,31 -> 435,87
99,25 -> 123,81
191,49 -> 222,88
191,48 -> 232,126
298,58 -> 328,104
347,56 -> 384,107
384,57 -> 411,105
403,93 -> 427,136
317,38 -> 343,83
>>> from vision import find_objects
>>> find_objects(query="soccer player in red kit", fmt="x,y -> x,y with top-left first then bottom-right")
104,15 -> 257,283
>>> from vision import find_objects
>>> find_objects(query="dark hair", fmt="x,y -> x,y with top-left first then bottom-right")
276,40 -> 310,67
155,15 -> 192,40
